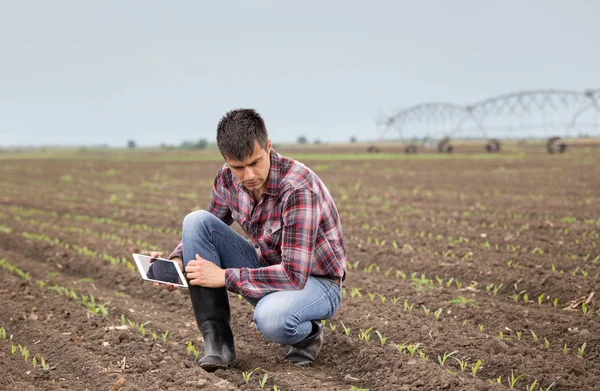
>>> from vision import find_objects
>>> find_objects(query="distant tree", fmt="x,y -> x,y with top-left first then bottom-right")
297,136 -> 308,144
127,140 -> 137,149
180,139 -> 208,150
350,136 -> 357,143
314,139 -> 322,144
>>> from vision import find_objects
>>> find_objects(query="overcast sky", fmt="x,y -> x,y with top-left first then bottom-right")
1,1 -> 599,147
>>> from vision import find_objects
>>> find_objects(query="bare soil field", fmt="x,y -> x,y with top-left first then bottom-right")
0,147 -> 599,391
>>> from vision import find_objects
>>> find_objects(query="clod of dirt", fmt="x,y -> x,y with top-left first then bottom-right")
118,333 -> 129,343
486,338 -> 509,354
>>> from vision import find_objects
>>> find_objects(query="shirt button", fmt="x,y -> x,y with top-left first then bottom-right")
254,244 -> 259,249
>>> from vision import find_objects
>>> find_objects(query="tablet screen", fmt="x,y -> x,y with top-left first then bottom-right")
132,253 -> 188,288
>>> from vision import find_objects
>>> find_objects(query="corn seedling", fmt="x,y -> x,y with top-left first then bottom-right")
461,319 -> 468,327
553,298 -> 558,308
516,331 -> 522,341
21,346 -> 30,362
498,331 -> 512,341
578,342 -> 586,357
396,343 -> 406,353
350,288 -> 362,298
367,291 -> 376,301
471,359 -> 483,377
32,356 -> 37,369
391,296 -> 400,305
422,306 -> 431,316
329,323 -> 336,331
434,308 -> 443,320
537,293 -> 545,305
544,337 -> 549,349
151,331 -> 158,341
478,324 -> 484,332
375,330 -> 386,346
11,344 -> 17,354
41,357 -> 49,371
242,367 -> 260,383
437,351 -> 457,366
385,267 -> 393,276
507,370 -> 526,389
273,386 -> 279,391
540,382 -> 556,391
418,349 -> 428,361
403,300 -> 414,312
186,341 -> 195,356
406,343 -> 421,357
526,380 -> 538,391
259,373 -> 268,389
349,387 -> 369,391
454,357 -> 468,372
530,330 -> 538,343
376,293 -> 386,303
563,343 -> 568,354
161,330 -> 169,343
340,322 -> 351,336
358,328 -> 372,342
120,314 -> 126,325
492,283 -> 503,296
511,292 -> 521,302
0,327 -> 6,340
446,296 -> 478,307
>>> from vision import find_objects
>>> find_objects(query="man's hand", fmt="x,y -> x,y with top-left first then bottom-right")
150,252 -> 182,291
185,254 -> 226,288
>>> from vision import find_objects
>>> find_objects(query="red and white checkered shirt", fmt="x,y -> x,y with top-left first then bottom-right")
169,150 -> 347,298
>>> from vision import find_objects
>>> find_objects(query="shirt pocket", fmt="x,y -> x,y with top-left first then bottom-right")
263,219 -> 283,250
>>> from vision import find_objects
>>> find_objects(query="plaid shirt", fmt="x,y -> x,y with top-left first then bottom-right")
169,150 -> 346,299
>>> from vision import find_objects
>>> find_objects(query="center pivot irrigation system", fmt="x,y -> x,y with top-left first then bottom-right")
373,88 -> 600,154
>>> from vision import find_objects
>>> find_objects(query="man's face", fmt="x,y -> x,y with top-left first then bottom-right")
225,140 -> 272,192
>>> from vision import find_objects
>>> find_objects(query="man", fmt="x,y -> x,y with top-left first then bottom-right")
156,108 -> 346,371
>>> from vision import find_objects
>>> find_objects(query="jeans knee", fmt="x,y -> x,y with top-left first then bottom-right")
182,210 -> 212,233
253,302 -> 297,344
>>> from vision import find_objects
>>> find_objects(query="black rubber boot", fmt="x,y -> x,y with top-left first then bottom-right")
283,321 -> 324,366
188,285 -> 236,371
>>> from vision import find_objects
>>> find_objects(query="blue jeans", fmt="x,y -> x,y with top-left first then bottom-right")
182,210 -> 342,345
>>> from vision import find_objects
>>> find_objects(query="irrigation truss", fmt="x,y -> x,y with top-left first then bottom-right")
376,88 -> 600,154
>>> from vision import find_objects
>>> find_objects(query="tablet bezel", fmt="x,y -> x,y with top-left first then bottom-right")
132,253 -> 189,288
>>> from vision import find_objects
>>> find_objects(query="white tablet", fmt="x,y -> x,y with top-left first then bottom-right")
132,253 -> 188,288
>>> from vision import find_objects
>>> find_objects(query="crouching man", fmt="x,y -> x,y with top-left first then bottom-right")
156,108 -> 346,371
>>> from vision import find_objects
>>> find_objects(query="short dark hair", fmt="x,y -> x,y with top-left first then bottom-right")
216,109 -> 269,161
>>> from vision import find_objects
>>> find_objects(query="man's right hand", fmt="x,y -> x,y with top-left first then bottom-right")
150,252 -> 183,291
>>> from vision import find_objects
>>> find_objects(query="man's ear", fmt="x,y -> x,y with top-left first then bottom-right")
267,139 -> 272,152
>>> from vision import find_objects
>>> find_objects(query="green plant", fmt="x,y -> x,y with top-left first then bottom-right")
406,343 -> 421,357
544,337 -> 549,349
434,308 -> 443,320
516,331 -> 522,341
32,356 -> 37,369
11,344 -> 17,354
358,328 -> 372,342
507,370 -> 526,389
454,357 -> 468,372
526,380 -> 538,391
422,305 -> 431,316
437,351 -> 457,366
530,330 -> 538,343
151,331 -> 158,341
478,324 -> 484,332
242,367 -> 260,383
349,386 -> 369,391
21,346 -> 30,362
375,330 -> 386,346
329,323 -> 336,331
273,386 -> 279,391
259,373 -> 268,389
445,296 -> 478,307
537,293 -> 545,305
41,357 -> 50,371
340,322 -> 351,336
553,298 -> 558,308
162,330 -> 169,343
563,343 -> 568,354
0,327 -> 6,340
418,349 -> 428,361
578,342 -> 586,357
396,343 -> 406,353
471,359 -> 483,377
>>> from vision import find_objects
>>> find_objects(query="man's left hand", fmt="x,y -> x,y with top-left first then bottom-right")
185,254 -> 226,288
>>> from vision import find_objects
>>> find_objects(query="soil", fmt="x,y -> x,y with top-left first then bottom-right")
0,146 -> 599,391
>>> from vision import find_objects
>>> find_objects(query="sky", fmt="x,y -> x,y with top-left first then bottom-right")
1,1 -> 599,147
